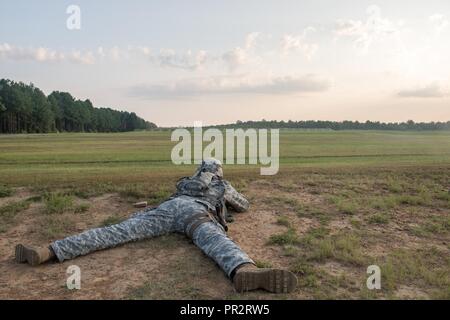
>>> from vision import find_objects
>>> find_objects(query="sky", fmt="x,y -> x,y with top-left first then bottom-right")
1,0 -> 449,126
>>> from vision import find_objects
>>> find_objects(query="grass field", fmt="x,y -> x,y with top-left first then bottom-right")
0,130 -> 449,299
0,130 -> 449,186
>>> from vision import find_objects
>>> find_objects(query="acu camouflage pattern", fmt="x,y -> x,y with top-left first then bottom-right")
51,159 -> 253,277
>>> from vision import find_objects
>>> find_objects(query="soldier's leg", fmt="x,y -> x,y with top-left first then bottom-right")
50,209 -> 174,262
191,222 -> 254,277
191,222 -> 297,293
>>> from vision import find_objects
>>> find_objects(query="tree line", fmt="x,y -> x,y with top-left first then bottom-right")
0,79 -> 157,134
212,119 -> 450,131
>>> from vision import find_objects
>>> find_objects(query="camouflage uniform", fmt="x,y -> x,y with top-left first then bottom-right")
51,159 -> 254,277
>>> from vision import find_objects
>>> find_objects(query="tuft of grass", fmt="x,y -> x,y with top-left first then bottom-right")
396,194 -> 431,206
0,200 -> 31,227
265,195 -> 298,208
369,196 -> 397,210
386,178 -> 403,193
300,227 -> 330,246
376,247 -> 450,294
74,203 -> 90,213
435,191 -> 450,201
72,182 -> 116,198
350,217 -> 362,228
282,245 -> 298,257
0,185 -> 13,198
43,193 -> 74,214
329,196 -> 358,215
26,195 -> 43,202
290,260 -> 319,288
148,188 -> 172,205
254,260 -> 273,268
367,213 -> 390,225
304,233 -> 367,266
410,215 -> 450,237
337,201 -> 358,215
276,216 -> 291,227
39,216 -> 73,239
72,190 -> 91,199
268,228 -> 299,246
101,215 -> 124,226
119,184 -> 148,199
295,203 -> 331,225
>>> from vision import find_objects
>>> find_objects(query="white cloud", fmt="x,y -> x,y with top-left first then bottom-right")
109,46 -> 122,62
222,32 -> 261,71
281,27 -> 318,60
244,32 -> 260,50
0,43 -> 94,64
429,14 -> 449,34
397,82 -> 447,98
128,74 -> 330,99
68,51 -> 96,65
157,49 -> 208,70
334,5 -> 401,52
97,46 -> 106,58
222,47 -> 248,71
0,43 -> 64,62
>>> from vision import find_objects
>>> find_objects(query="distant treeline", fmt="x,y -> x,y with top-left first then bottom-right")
212,119 -> 450,131
0,79 -> 157,134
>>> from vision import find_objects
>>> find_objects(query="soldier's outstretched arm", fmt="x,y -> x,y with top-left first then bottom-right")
223,180 -> 249,213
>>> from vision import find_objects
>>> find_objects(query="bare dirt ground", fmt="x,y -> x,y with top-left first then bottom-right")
0,171 -> 449,300
0,187 -> 290,299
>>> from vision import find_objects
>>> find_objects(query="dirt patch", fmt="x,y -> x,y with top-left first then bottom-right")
0,176 -> 448,299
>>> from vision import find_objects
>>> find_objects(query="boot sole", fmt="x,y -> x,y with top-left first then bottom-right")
15,244 -> 40,266
234,268 -> 298,293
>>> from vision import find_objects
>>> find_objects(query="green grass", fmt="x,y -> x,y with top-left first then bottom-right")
43,193 -> 74,214
367,213 -> 390,224
0,200 -> 31,232
101,215 -> 124,226
254,260 -> 273,268
148,188 -> 173,205
328,196 -> 358,215
276,216 -> 291,227
74,203 -> 90,213
0,200 -> 30,222
39,216 -> 73,239
410,216 -> 450,237
0,130 -> 449,187
268,228 -> 299,246
375,247 -> 450,295
0,185 -> 13,197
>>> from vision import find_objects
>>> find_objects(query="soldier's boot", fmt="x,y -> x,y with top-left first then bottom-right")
15,244 -> 56,266
233,263 -> 298,293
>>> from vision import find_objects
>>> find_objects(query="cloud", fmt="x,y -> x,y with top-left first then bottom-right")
157,49 -> 208,70
244,32 -> 260,50
397,83 -> 447,98
334,5 -> 401,52
0,43 -> 63,62
128,74 -> 330,99
429,14 -> 449,34
281,27 -> 318,60
222,32 -> 260,71
0,43 -> 95,64
222,48 -> 248,71
68,51 -> 96,65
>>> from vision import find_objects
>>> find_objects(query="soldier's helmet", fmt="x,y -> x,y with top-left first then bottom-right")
194,158 -> 223,178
